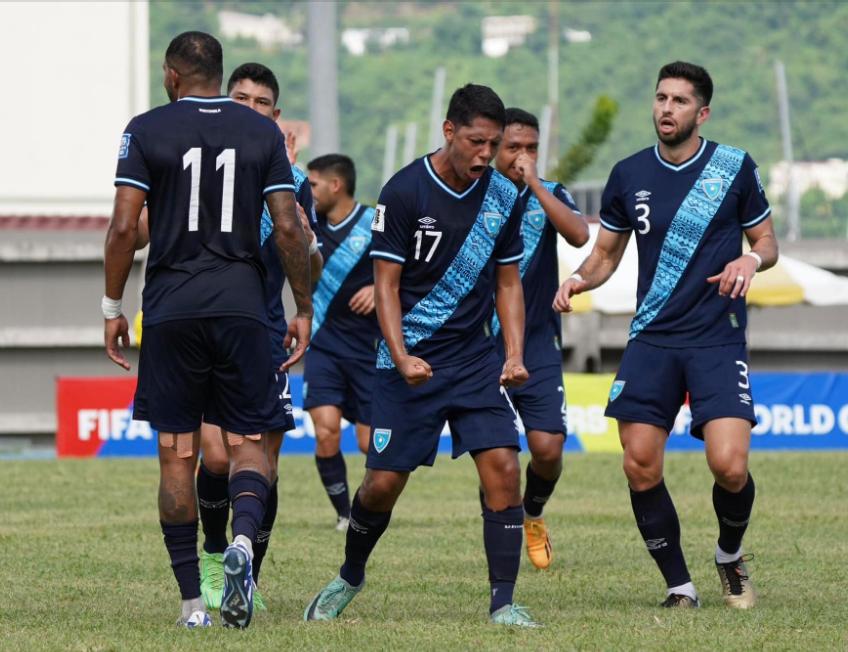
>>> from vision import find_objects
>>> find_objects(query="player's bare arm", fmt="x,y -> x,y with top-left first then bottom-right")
517,152 -> 589,247
103,185 -> 146,370
495,263 -> 529,387
374,259 -> 432,385
707,216 -> 778,299
553,227 -> 630,313
134,206 -> 150,250
296,200 -> 324,284
349,284 -> 376,315
268,189 -> 313,369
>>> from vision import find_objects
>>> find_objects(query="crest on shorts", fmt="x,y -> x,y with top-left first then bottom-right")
348,235 -> 367,254
526,209 -> 545,232
702,178 -> 723,200
609,380 -> 626,402
484,212 -> 503,237
373,428 -> 392,453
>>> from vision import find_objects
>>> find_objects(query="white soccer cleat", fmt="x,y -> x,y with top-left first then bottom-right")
178,610 -> 213,628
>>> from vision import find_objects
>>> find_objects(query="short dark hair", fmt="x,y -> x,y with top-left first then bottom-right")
307,154 -> 356,197
504,107 -> 539,131
657,61 -> 713,106
165,31 -> 223,84
446,84 -> 505,128
227,62 -> 280,105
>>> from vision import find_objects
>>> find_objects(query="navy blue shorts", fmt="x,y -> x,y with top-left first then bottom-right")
508,363 -> 568,436
134,317 -> 282,435
604,340 -> 756,439
303,346 -> 375,425
366,350 -> 521,472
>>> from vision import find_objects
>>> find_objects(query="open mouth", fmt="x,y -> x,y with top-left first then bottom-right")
469,165 -> 486,177
659,118 -> 676,133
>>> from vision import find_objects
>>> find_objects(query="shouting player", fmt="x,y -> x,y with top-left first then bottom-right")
554,61 -> 777,609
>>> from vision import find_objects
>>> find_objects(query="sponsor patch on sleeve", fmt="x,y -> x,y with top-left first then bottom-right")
118,133 -> 131,159
372,203 -> 386,232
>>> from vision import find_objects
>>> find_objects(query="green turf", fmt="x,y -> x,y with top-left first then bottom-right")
1,452 -> 846,650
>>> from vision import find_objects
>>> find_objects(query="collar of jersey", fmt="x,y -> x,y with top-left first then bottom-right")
519,184 -> 531,198
326,202 -> 361,231
653,137 -> 707,172
423,155 -> 480,199
178,96 -> 234,104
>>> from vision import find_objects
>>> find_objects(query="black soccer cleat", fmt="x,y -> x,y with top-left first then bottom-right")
661,593 -> 701,608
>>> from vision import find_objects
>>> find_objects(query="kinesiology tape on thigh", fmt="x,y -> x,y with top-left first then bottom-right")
229,470 -> 270,502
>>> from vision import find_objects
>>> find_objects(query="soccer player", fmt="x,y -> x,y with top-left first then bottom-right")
303,154 -> 377,531
554,61 -> 777,609
193,62 -> 324,614
103,32 -> 313,628
305,84 -> 541,627
493,108 -> 589,569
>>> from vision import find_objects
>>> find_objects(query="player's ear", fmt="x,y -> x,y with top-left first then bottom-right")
272,107 -> 281,121
697,104 -> 711,126
442,119 -> 455,144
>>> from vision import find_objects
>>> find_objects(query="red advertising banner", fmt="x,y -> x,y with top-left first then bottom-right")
55,377 -> 156,457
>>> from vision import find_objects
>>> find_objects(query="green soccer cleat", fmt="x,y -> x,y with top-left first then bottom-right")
304,575 -> 363,621
253,588 -> 267,612
200,550 -> 225,611
490,603 -> 542,628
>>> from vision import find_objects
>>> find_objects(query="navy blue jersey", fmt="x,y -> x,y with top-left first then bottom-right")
493,180 -> 580,369
115,96 -> 294,326
370,156 -> 524,369
600,139 -> 771,347
260,164 -> 317,366
311,202 -> 380,360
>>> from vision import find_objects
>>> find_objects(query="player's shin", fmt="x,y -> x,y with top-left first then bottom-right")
161,520 -> 202,604
316,452 -> 351,520
483,505 -> 524,613
713,472 -> 755,560
229,471 -> 271,547
339,491 -> 392,587
196,462 -> 230,554
252,478 -> 278,584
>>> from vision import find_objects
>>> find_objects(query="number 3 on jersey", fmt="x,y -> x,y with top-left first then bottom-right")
182,147 -> 236,232
635,203 -> 651,234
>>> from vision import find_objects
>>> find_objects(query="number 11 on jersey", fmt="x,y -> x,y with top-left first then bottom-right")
183,147 -> 236,232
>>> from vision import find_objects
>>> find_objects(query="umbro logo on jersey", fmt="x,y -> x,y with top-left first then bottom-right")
635,190 -> 651,201
373,428 -> 392,453
702,178 -> 723,200
418,216 -> 437,229
372,204 -> 386,232
609,380 -> 626,401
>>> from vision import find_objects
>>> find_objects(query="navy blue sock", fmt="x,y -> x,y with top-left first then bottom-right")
339,492 -> 391,587
713,473 -> 755,555
630,480 -> 691,588
316,453 -> 351,519
523,462 -> 560,518
196,462 -> 230,554
483,505 -> 523,614
161,520 -> 201,600
252,479 -> 278,585
229,471 -> 269,544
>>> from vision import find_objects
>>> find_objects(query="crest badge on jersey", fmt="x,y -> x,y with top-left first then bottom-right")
373,428 -> 392,453
349,235 -> 367,254
372,204 -> 386,232
609,380 -> 626,402
118,133 -> 131,159
702,178 -> 723,201
484,212 -> 502,237
526,209 -> 545,232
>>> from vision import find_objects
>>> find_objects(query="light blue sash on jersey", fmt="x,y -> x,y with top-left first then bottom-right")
312,206 -> 375,337
376,172 -> 518,369
490,180 -> 558,337
629,144 -> 746,340
260,166 -> 308,245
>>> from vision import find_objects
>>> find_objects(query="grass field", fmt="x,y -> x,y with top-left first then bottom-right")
2,451 -> 846,651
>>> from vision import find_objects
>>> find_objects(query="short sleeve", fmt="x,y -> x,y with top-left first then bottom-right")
599,165 -> 631,232
114,117 -> 151,192
738,154 -> 771,229
295,173 -> 322,248
554,184 -> 581,214
494,194 -> 524,265
263,128 -> 295,196
370,184 -> 413,264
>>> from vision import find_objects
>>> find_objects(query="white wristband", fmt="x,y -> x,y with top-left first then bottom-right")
308,234 -> 319,255
101,295 -> 122,319
569,273 -> 584,282
745,251 -> 762,271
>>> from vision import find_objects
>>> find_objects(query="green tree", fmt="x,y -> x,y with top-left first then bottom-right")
551,96 -> 618,185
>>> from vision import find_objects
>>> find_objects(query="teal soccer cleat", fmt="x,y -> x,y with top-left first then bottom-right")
304,575 -> 363,621
490,603 -> 542,628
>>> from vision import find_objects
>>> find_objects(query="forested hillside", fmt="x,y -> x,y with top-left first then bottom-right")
149,1 -> 847,230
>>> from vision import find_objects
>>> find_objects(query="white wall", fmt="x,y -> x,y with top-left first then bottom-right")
0,1 -> 148,216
